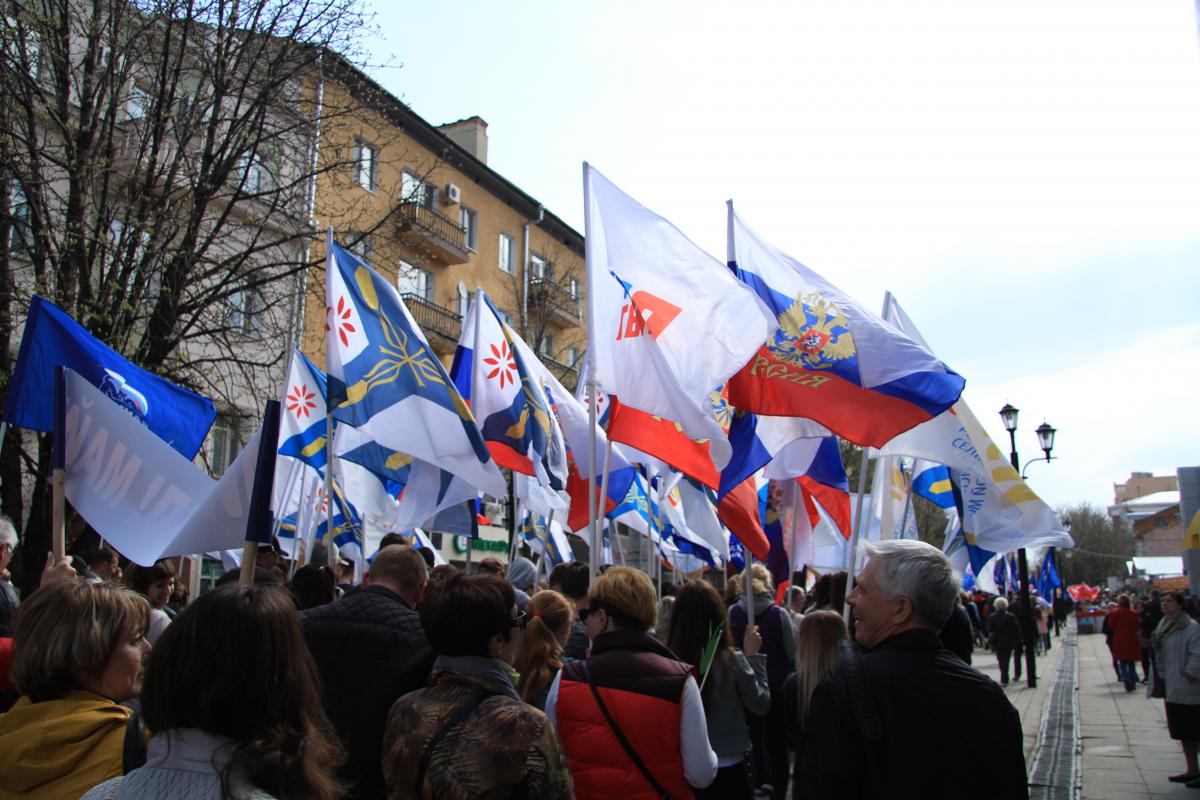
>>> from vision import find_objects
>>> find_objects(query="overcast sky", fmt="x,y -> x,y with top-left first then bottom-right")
363,0 -> 1200,512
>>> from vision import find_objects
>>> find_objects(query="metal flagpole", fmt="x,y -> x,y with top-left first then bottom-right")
271,458 -> 302,542
587,381 -> 599,579
790,477 -> 804,581
843,446 -> 872,625
323,413 -> 335,568
612,524 -> 627,566
897,460 -> 915,539
743,554 -> 754,625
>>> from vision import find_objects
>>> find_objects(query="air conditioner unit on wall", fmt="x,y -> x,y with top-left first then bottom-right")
443,183 -> 461,205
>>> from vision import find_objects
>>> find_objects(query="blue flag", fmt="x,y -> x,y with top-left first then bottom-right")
5,295 -> 216,458
1038,547 -> 1061,599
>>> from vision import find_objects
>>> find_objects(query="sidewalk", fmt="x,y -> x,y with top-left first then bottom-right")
1073,630 -> 1192,800
972,630 -> 1064,763
972,625 -> 1194,799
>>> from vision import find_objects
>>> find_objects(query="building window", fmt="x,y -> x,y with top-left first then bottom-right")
566,346 -> 579,367
402,170 -> 435,208
460,206 -> 478,250
499,233 -> 515,274
457,281 -> 469,318
209,418 -> 241,477
569,277 -> 580,299
540,334 -> 555,359
347,231 -> 373,265
398,260 -> 433,301
126,84 -> 153,120
7,183 -> 30,256
355,140 -> 376,191
530,253 -> 553,280
227,283 -> 264,335
4,23 -> 42,81
239,151 -> 269,194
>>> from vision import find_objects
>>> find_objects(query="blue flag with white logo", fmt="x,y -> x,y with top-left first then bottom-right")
5,295 -> 216,458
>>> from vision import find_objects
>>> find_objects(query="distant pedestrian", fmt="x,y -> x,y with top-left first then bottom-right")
1153,591 -> 1200,787
1105,595 -> 1141,692
988,597 -> 1022,686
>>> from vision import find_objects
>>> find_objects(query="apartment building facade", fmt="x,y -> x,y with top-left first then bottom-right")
299,54 -> 586,387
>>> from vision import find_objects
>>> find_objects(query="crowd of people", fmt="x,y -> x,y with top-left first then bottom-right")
0,509 -> 1090,799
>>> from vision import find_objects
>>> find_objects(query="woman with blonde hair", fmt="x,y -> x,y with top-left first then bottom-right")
546,566 -> 718,797
784,610 -> 848,796
0,579 -> 150,799
516,589 -> 575,709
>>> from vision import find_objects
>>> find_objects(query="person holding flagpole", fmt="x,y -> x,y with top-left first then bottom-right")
668,580 -> 769,799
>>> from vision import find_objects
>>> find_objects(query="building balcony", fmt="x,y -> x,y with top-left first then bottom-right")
401,293 -> 462,356
396,202 -> 470,265
528,277 -> 582,327
539,352 -> 580,392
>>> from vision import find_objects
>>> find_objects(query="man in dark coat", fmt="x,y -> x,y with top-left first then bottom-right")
301,545 -> 434,800
797,540 -> 1027,800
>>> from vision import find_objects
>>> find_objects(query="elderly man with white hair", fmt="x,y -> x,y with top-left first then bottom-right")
795,540 -> 1027,800
0,515 -> 18,637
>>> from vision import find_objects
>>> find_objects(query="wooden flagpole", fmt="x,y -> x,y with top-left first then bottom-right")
240,400 -> 281,587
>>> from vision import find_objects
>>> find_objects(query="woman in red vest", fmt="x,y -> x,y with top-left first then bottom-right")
546,567 -> 718,799
1107,594 -> 1143,692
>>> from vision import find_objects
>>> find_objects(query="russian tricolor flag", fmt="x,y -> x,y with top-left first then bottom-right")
724,206 -> 965,447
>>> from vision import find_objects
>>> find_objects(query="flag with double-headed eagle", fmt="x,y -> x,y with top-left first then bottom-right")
449,288 -> 567,490
725,206 -> 965,447
583,165 -> 777,470
324,235 -> 505,507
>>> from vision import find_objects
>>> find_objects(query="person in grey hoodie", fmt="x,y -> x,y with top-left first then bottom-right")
728,564 -> 796,799
506,556 -> 537,610
669,580 -> 770,799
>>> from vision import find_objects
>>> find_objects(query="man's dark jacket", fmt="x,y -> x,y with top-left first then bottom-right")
301,585 -> 434,800
795,628 -> 1027,800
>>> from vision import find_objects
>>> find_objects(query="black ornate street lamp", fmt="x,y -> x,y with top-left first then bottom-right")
999,403 -> 1059,689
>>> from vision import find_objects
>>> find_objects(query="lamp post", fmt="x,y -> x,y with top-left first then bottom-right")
999,403 -> 1058,689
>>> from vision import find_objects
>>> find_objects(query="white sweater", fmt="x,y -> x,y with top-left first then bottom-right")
80,728 -> 276,800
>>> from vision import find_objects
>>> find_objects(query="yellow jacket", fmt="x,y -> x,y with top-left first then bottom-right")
0,690 -> 130,800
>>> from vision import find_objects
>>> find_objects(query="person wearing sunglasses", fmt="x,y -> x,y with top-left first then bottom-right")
546,566 -> 718,799
383,572 -> 573,799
